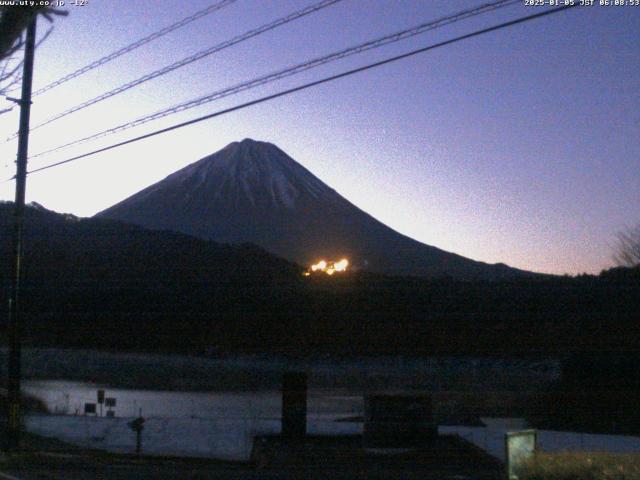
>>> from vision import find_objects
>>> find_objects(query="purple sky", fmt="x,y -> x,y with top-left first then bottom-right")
0,0 -> 638,275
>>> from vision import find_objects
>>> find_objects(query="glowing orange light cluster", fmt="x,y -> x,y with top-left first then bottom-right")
304,258 -> 349,276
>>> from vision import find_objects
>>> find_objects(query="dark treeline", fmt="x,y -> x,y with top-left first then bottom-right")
1,203 -> 639,357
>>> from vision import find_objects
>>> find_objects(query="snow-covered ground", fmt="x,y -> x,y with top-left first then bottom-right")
25,414 -> 640,462
25,414 -> 362,461
23,380 -> 362,461
23,380 -> 640,462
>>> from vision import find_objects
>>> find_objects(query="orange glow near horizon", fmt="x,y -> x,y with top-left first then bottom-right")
306,258 -> 349,276
311,260 -> 328,272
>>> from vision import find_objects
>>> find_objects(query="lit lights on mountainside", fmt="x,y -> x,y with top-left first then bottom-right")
303,258 -> 349,276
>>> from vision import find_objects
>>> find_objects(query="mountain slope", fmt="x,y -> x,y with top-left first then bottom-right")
97,138 -> 532,280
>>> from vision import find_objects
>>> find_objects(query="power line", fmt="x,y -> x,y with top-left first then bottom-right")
22,4 -> 578,178
30,0 -> 519,160
31,0 -> 239,97
6,0 -> 343,141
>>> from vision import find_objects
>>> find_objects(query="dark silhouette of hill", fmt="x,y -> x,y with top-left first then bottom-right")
0,202 -> 305,352
97,139 -> 536,280
1,203 -> 639,357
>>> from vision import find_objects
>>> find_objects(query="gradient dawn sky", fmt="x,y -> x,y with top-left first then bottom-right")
0,0 -> 638,275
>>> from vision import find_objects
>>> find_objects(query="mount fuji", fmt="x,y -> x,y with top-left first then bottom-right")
97,138 -> 531,279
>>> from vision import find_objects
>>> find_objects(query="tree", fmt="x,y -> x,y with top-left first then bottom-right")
613,224 -> 640,267
0,6 -> 66,97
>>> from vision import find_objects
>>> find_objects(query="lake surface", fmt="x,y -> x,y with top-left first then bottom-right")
24,379 -> 363,419
5,348 -> 561,392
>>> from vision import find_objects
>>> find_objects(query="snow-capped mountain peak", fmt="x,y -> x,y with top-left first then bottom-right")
97,139 -> 531,279
166,138 -> 334,209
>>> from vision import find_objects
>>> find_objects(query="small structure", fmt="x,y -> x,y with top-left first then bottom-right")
505,430 -> 537,480
363,394 -> 436,449
105,397 -> 117,417
97,389 -> 105,416
281,372 -> 307,439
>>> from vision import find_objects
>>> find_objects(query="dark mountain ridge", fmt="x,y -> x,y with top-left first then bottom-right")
1,203 -> 638,357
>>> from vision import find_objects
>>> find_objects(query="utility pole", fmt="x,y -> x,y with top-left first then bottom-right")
6,17 -> 37,451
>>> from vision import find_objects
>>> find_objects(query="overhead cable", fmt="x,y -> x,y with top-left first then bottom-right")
32,0 -> 239,96
7,0 -> 343,140
30,0 -> 520,160
22,4 -> 578,178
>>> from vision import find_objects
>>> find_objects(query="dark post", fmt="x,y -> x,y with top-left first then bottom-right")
136,429 -> 142,454
128,414 -> 145,455
281,372 -> 307,439
97,389 -> 105,417
6,17 -> 37,452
